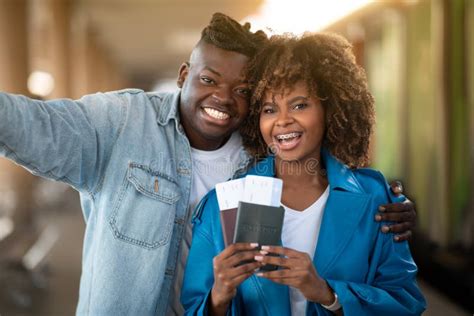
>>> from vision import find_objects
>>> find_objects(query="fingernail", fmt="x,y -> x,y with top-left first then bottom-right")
256,273 -> 264,277
392,181 -> 403,194
254,255 -> 264,261
381,226 -> 390,233
250,243 -> 259,248
260,250 -> 268,255
261,245 -> 270,251
375,215 -> 382,221
378,206 -> 386,212
394,236 -> 400,241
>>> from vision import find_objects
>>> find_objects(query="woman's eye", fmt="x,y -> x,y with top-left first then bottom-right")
294,103 -> 307,110
262,107 -> 275,114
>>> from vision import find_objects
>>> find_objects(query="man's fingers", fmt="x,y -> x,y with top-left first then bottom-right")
389,180 -> 404,196
393,230 -> 412,242
381,222 -> 413,234
379,199 -> 414,213
375,211 -> 415,223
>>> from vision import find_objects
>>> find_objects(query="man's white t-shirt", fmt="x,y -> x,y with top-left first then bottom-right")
169,132 -> 246,315
282,186 -> 330,316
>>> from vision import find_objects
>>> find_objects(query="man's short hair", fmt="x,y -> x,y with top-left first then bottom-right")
199,12 -> 267,58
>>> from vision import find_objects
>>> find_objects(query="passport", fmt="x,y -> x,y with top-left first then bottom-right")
219,208 -> 237,247
215,176 -> 283,249
215,178 -> 245,247
233,201 -> 285,271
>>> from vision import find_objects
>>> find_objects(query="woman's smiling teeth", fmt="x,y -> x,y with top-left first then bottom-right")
204,107 -> 230,120
275,132 -> 302,143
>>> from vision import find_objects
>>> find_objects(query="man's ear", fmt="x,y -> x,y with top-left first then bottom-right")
177,62 -> 190,88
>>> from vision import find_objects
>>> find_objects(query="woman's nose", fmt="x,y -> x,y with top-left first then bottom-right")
275,111 -> 294,127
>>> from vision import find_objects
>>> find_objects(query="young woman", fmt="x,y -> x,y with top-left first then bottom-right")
181,33 -> 426,315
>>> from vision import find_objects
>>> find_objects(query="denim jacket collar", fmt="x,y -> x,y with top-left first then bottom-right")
155,90 -> 181,127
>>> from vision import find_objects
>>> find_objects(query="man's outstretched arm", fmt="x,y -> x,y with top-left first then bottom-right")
0,91 -> 125,193
375,181 -> 417,242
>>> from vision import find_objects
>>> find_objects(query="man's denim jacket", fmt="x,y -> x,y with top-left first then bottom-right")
0,89 -> 250,315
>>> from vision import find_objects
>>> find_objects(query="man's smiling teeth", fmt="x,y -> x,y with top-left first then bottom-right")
276,132 -> 302,141
204,107 -> 230,120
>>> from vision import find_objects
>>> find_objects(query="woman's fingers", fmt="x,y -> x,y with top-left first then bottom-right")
257,267 -> 311,282
260,245 -> 306,258
255,245 -> 311,268
213,243 -> 263,284
217,242 -> 259,260
213,243 -> 260,274
224,249 -> 262,268
220,260 -> 262,280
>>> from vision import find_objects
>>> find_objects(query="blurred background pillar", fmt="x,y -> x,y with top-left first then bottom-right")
405,0 -> 449,246
0,0 -> 36,252
27,0 -> 72,99
70,7 -> 129,99
445,0 -> 470,246
468,0 -> 474,249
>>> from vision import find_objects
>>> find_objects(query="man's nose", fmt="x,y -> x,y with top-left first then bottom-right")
212,86 -> 234,105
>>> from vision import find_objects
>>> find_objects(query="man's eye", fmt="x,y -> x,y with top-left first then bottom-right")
201,77 -> 215,84
236,88 -> 251,96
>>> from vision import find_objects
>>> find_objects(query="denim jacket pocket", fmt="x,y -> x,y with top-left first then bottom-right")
110,162 -> 181,249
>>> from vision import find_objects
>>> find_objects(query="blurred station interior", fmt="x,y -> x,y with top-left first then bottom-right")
0,0 -> 473,315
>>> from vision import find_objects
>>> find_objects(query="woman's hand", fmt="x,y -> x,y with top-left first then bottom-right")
210,243 -> 262,316
254,246 -> 335,305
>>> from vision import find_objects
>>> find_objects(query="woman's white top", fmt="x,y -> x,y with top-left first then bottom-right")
281,186 -> 330,316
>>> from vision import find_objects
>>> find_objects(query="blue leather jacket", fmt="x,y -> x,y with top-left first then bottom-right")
0,89 -> 250,315
182,151 -> 426,315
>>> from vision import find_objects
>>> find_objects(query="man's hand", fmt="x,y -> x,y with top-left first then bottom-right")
375,181 -> 416,242
210,243 -> 262,316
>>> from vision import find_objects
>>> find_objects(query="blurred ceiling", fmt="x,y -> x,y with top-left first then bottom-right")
77,0 -> 264,88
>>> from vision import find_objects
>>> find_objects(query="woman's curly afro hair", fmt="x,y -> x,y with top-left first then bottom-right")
240,32 -> 375,168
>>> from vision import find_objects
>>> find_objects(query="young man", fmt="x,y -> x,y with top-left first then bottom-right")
0,13 -> 415,315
